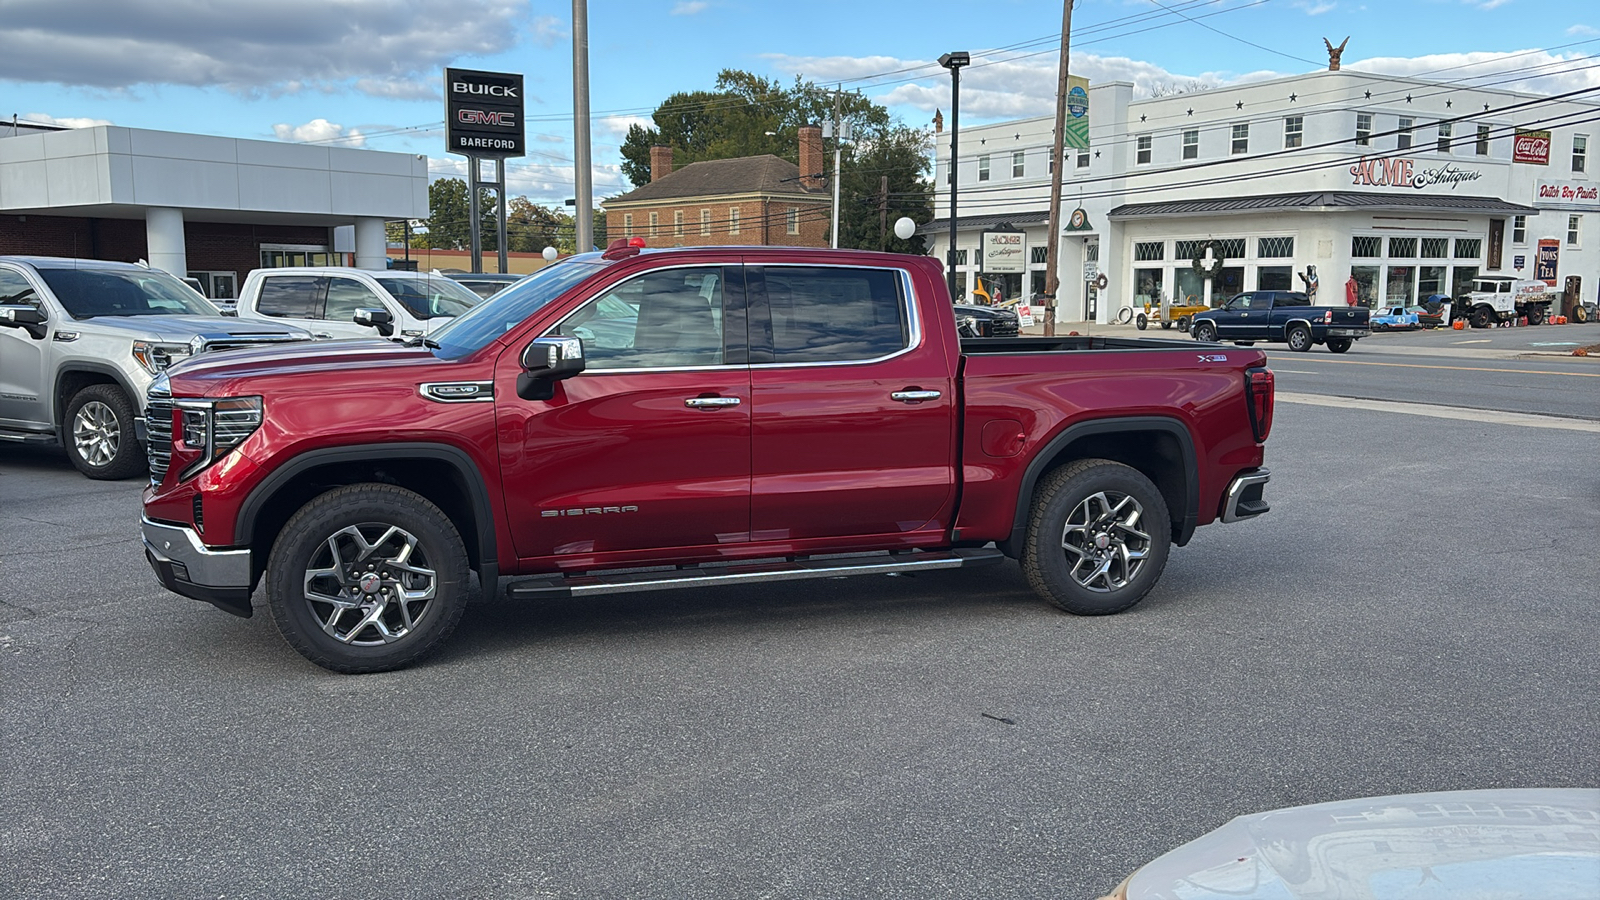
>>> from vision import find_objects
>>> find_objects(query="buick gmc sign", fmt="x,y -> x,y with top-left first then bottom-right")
445,67 -> 525,158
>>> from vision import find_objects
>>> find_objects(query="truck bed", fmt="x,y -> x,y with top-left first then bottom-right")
959,335 -> 1209,353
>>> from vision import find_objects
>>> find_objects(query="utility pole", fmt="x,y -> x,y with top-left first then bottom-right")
572,0 -> 593,252
1041,0 -> 1075,336
830,88 -> 842,249
879,175 -> 890,250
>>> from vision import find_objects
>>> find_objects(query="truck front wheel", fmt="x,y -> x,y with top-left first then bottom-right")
1192,321 -> 1217,342
1471,306 -> 1494,329
1022,459 -> 1172,616
266,484 -> 471,673
64,384 -> 145,480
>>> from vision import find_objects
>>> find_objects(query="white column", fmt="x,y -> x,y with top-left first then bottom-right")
145,208 -> 187,277
354,217 -> 388,270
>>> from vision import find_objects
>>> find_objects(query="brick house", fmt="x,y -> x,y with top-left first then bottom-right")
602,126 -> 832,248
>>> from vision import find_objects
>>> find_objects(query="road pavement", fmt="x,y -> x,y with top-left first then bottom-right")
2,362 -> 1597,899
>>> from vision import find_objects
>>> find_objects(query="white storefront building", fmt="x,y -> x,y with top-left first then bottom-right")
927,69 -> 1597,324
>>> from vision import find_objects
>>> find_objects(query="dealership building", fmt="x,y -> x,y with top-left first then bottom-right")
0,121 -> 428,299
926,68 -> 1597,323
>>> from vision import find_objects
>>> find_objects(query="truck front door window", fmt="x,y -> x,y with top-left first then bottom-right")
325,278 -> 385,324
553,267 -> 727,370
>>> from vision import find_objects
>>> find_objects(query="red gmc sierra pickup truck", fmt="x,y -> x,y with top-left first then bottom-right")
141,241 -> 1274,673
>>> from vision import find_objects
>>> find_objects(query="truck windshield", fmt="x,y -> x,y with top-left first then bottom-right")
374,276 -> 482,320
429,258 -> 606,358
37,267 -> 220,319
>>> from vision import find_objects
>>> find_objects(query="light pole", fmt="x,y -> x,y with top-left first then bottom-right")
939,52 -> 970,302
572,0 -> 593,252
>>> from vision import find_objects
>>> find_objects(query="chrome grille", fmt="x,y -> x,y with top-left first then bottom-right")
194,333 -> 306,353
145,389 -> 174,484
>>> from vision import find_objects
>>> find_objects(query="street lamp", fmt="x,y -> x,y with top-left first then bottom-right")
939,51 -> 970,302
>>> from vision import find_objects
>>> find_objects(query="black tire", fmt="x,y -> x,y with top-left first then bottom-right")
1022,459 -> 1172,616
266,484 -> 470,673
1525,306 -> 1546,326
1286,325 -> 1312,352
1471,306 -> 1494,329
1135,314 -> 1149,331
1235,341 -> 1256,346
1326,337 -> 1352,353
1177,317 -> 1191,334
1575,304 -> 1590,323
63,384 -> 145,480
1192,321 -> 1217,342
1160,320 -> 1173,330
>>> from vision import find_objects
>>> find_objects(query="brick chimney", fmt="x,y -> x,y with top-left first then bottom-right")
650,145 -> 674,182
798,125 -> 824,192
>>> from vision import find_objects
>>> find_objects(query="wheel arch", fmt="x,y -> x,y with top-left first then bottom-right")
235,443 -> 499,592
998,416 -> 1199,557
55,364 -> 141,434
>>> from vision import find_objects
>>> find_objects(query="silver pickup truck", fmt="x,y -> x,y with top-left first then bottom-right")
0,256 -> 309,479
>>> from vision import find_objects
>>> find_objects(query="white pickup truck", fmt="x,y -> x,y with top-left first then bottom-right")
233,267 -> 484,340
1457,276 -> 1554,328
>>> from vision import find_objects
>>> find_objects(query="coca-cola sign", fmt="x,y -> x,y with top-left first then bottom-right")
1513,129 -> 1551,165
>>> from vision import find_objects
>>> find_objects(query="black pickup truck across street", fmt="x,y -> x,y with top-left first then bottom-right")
1189,291 -> 1371,353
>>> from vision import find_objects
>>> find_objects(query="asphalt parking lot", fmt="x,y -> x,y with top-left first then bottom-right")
2,380 -> 1597,899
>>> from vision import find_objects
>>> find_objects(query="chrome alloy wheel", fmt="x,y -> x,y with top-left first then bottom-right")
302,524 -> 439,645
1060,491 -> 1152,592
72,400 -> 121,467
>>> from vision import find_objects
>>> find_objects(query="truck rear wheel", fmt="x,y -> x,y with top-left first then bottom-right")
1286,325 -> 1312,352
1022,459 -> 1171,616
1526,306 -> 1547,326
1177,317 -> 1191,333
266,484 -> 470,673
64,384 -> 145,480
1325,337 -> 1352,353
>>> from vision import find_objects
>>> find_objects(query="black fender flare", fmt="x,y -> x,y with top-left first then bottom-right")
1003,416 -> 1200,552
234,442 -> 499,588
54,363 -> 143,430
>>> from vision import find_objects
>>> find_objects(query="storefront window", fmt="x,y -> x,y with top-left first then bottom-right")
1351,266 -> 1380,306
1451,266 -> 1478,297
1454,238 -> 1481,259
1175,267 -> 1206,307
1216,267 -> 1245,302
1385,265 -> 1415,305
1352,236 -> 1381,258
1387,237 -> 1417,258
1258,236 -> 1294,258
1134,268 -> 1165,306
1217,239 -> 1246,260
1258,267 -> 1293,290
1419,266 -> 1447,298
1420,238 -> 1448,259
1134,241 -> 1165,261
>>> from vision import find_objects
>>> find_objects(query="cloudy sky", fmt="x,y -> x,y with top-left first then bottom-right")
3,0 -> 1597,205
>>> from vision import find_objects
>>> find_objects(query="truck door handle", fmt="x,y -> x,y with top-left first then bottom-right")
684,396 -> 740,408
311,332 -> 333,339
891,390 -> 942,403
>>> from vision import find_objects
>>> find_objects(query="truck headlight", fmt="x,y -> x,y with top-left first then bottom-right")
132,340 -> 194,374
175,396 -> 263,480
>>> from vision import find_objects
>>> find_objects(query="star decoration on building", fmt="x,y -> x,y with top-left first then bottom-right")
1484,102 -> 1491,111
1405,94 -> 1413,103
1289,93 -> 1297,102
1015,134 -> 1020,140
1187,108 -> 1194,116
1364,90 -> 1372,99
1095,150 -> 1102,158
980,138 -> 986,145
1140,114 -> 1147,122
1236,101 -> 1244,109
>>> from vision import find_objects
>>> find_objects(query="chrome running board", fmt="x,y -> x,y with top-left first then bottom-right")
505,547 -> 1006,600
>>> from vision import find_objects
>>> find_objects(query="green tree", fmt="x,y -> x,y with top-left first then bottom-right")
836,125 -> 933,254
420,178 -> 498,251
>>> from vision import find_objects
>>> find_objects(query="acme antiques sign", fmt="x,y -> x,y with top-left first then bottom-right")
1513,129 -> 1551,165
980,230 -> 1027,274
1348,157 -> 1483,191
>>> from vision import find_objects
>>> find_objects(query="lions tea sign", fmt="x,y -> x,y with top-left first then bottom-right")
980,230 -> 1027,275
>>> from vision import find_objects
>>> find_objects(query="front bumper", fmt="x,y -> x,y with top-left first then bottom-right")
1222,468 -> 1271,523
141,516 -> 254,618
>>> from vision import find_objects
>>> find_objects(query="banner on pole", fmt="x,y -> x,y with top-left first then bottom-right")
1064,76 -> 1090,150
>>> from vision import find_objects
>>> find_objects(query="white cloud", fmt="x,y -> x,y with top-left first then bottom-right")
0,0 -> 525,93
671,1 -> 709,14
426,156 -> 629,206
1567,24 -> 1600,37
21,112 -> 113,128
1347,49 -> 1600,95
530,14 -> 565,47
598,114 -> 653,141
272,118 -> 367,147
1294,0 -> 1336,14
353,77 -> 439,101
1473,0 -> 1513,8
766,52 -> 1289,121
534,133 -> 568,144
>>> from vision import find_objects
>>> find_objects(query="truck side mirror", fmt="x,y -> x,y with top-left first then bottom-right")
353,307 -> 394,337
0,304 -> 47,339
517,336 -> 586,401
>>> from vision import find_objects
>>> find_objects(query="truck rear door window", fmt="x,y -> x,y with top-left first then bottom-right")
257,276 -> 327,319
759,267 -> 908,363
